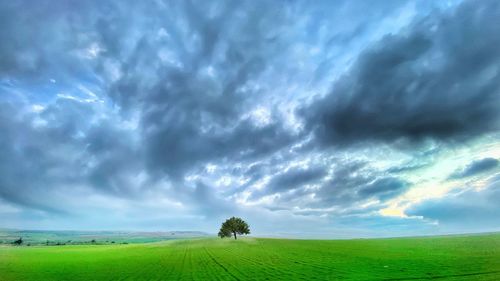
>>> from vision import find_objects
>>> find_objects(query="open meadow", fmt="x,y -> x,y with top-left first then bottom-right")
1,233 -> 499,280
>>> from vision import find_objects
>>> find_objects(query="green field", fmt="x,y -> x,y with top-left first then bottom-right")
1,234 -> 499,280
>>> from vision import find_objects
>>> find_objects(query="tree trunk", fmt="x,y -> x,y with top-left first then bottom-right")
233,232 -> 237,240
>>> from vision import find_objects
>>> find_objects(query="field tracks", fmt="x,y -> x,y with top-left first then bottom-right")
203,247 -> 241,281
382,269 -> 500,280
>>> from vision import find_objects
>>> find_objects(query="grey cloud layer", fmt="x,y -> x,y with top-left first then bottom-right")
96,1 -> 303,179
0,98 -> 143,213
449,158 -> 499,179
303,0 -> 500,145
310,161 -> 409,209
0,0 -> 499,234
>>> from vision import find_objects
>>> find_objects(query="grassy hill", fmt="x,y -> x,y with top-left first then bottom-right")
1,233 -> 499,280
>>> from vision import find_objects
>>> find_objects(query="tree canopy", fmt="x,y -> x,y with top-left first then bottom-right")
218,217 -> 250,240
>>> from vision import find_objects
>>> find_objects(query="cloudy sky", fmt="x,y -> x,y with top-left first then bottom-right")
1,0 -> 499,238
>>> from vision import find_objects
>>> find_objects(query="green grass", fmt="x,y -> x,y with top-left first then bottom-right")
1,234 -> 499,280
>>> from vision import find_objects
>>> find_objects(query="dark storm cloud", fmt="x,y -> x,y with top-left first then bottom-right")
302,0 -> 500,146
387,163 -> 427,174
90,0 -> 302,179
407,178 -> 500,229
256,159 -> 409,213
0,98 -> 142,212
312,162 -> 409,207
84,121 -> 144,196
144,116 -> 297,179
358,178 -> 408,200
449,158 -> 499,179
0,1 -> 297,215
269,167 -> 327,193
1,3 -> 298,170
250,166 -> 327,199
38,99 -> 143,198
0,0 -> 107,82
0,100 -> 83,213
0,0 -> 308,216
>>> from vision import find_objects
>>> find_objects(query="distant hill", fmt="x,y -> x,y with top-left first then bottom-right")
0,229 -> 209,245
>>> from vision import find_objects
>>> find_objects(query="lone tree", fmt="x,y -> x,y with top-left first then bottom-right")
218,217 -> 250,240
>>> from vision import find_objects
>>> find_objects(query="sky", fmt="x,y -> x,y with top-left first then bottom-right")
0,0 -> 499,238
